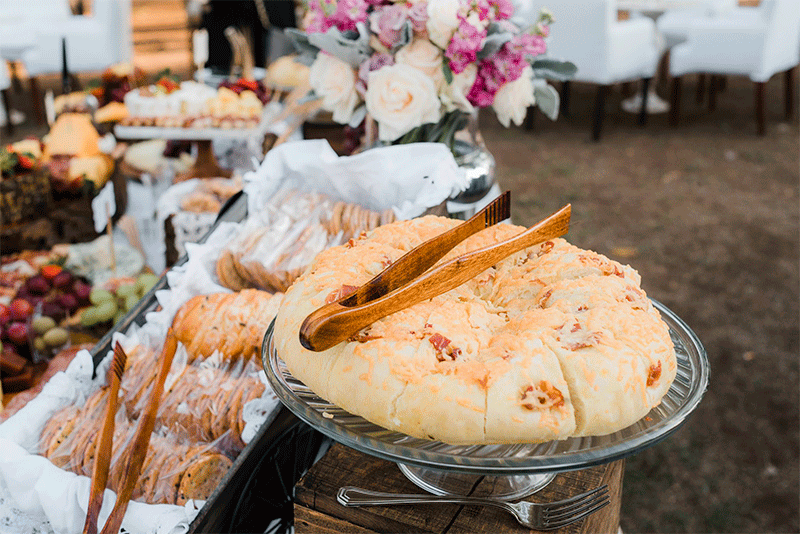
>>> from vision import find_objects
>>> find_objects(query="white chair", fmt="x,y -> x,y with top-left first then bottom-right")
1,57 -> 12,135
658,0 -> 800,135
16,0 -> 132,122
517,0 -> 661,140
656,0 -> 739,48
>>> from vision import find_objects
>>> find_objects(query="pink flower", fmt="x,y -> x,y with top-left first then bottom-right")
491,0 -> 514,20
356,52 -> 395,97
407,2 -> 429,34
446,16 -> 486,74
466,34 -> 538,107
331,0 -> 370,32
509,32 -> 547,58
472,0 -> 492,21
369,3 -> 407,48
305,0 -> 336,33
466,71 -> 495,107
536,23 -> 550,37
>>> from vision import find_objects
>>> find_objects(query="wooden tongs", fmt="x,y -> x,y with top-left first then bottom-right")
82,332 -> 179,534
299,193 -> 571,352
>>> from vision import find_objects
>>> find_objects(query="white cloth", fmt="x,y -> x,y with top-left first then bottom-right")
0,351 -> 200,534
0,219 -> 284,533
244,140 -> 468,221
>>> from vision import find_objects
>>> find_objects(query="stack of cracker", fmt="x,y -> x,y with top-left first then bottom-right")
216,186 -> 395,293
38,289 -> 282,505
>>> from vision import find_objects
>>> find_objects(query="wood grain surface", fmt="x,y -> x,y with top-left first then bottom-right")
295,443 -> 623,534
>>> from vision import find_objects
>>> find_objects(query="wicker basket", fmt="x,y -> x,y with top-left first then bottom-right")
0,170 -> 52,226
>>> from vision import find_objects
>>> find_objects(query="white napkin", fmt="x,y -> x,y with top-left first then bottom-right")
0,440 -> 197,534
0,350 -> 199,534
244,140 -> 468,220
0,219 -> 284,534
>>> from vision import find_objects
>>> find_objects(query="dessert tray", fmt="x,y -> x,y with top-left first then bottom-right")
262,299 -> 709,498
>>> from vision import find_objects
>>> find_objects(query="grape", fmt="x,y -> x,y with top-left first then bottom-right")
116,284 -> 137,298
94,301 -> 118,322
32,316 -> 56,335
89,289 -> 115,305
81,308 -> 101,327
43,328 -> 69,347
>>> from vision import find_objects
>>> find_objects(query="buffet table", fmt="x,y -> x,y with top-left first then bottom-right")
294,444 -> 623,533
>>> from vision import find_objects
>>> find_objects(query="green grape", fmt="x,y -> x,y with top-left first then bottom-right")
95,300 -> 119,322
43,328 -> 69,347
89,289 -> 115,305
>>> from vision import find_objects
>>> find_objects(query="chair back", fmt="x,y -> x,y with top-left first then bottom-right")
516,0 -> 616,83
0,0 -> 70,21
0,48 -> 10,91
93,0 -> 133,65
756,0 -> 800,80
705,0 -> 738,15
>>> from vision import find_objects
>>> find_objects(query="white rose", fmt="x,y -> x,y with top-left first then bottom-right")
492,66 -> 535,127
440,63 -> 477,113
426,0 -> 461,48
466,11 -> 488,32
366,64 -> 442,142
309,53 -> 360,124
396,39 -> 444,90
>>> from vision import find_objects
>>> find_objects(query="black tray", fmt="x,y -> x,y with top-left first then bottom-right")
87,190 -> 328,533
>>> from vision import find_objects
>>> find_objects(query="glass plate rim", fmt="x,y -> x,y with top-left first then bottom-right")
263,299 -> 709,474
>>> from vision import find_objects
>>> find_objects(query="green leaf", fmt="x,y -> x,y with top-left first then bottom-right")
478,24 -> 513,60
298,90 -> 321,105
391,20 -> 413,54
307,23 -> 372,68
442,58 -> 454,85
534,82 -> 560,121
348,105 -> 367,128
531,58 -> 577,81
285,29 -> 319,65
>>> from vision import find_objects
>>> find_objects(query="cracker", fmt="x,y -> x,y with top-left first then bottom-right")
176,453 -> 233,505
142,443 -> 170,502
216,250 -> 248,291
45,415 -> 78,466
211,383 -> 238,440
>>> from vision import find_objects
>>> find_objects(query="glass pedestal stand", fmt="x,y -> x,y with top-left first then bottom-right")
398,464 -> 556,500
263,300 -> 708,500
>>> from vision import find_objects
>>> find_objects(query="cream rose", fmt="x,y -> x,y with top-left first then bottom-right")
365,64 -> 442,142
309,52 -> 360,124
493,66 -> 535,127
396,38 -> 445,90
426,0 -> 461,48
440,63 -> 477,113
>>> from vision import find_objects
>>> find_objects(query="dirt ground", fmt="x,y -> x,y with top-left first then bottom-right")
480,73 -> 799,533
3,70 -> 798,533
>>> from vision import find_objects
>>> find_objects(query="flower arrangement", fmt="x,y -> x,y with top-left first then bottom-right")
1,141 -> 41,179
289,0 -> 575,149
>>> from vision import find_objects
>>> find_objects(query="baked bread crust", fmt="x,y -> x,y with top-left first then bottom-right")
274,216 -> 677,445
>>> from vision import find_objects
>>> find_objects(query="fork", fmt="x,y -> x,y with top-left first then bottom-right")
336,484 -> 609,531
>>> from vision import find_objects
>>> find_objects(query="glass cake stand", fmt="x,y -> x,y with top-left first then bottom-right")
262,300 -> 709,500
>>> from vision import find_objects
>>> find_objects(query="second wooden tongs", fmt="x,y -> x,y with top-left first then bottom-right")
299,197 -> 571,352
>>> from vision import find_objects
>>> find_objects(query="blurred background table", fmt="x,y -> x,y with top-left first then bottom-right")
294,443 -> 624,534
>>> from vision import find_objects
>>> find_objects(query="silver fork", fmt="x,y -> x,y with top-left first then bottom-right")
337,484 -> 609,531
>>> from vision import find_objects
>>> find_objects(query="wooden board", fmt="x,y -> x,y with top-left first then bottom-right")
295,443 -> 624,534
295,506 -> 380,534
